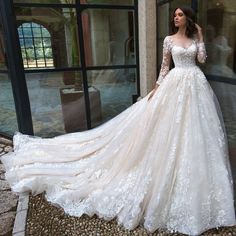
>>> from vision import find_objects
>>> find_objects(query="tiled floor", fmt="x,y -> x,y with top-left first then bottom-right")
0,72 -> 136,137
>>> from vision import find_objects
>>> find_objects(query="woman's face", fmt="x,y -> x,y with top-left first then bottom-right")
174,8 -> 186,28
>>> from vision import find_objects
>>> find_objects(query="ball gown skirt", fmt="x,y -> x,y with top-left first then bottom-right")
1,36 -> 236,235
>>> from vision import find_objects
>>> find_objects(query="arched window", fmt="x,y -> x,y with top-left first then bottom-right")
18,22 -> 54,68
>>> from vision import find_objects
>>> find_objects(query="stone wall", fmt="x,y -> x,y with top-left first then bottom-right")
138,0 -> 157,97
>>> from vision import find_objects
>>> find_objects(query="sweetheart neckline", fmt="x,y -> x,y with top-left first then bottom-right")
172,41 -> 195,50
168,37 -> 195,50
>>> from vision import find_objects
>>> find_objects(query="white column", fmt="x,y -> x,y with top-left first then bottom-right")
138,0 -> 157,97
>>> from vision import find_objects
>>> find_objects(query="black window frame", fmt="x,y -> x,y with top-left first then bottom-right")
0,0 -> 140,137
18,22 -> 54,68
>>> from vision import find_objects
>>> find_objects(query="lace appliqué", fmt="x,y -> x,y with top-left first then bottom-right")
156,36 -> 172,85
196,42 -> 207,63
156,37 -> 207,85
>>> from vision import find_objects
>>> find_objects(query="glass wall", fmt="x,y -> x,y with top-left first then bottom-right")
15,6 -> 81,69
14,0 -> 133,4
87,68 -> 136,127
0,74 -> 18,135
5,0 -> 139,137
157,0 -> 236,202
14,1 -> 76,4
82,0 -> 134,5
0,11 -> 18,136
18,22 -> 54,68
197,0 -> 236,200
24,71 -> 81,136
82,9 -> 135,66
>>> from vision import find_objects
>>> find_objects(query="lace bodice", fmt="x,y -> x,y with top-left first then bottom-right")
157,36 -> 207,85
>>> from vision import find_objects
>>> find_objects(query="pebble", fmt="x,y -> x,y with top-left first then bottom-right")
0,179 -> 10,190
0,173 -> 5,179
0,152 -> 6,157
4,146 -> 13,152
0,164 -> 5,174
25,194 -> 236,236
0,137 -> 12,146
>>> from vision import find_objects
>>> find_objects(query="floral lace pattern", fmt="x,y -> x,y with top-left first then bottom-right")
156,36 -> 207,85
156,36 -> 172,85
1,36 -> 235,235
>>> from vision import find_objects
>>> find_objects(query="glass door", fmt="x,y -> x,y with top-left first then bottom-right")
156,0 -> 236,202
0,11 -> 18,136
197,0 -> 236,195
10,0 -> 139,137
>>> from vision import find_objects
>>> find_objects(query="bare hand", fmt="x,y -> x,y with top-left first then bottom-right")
148,86 -> 159,101
195,23 -> 202,32
195,23 -> 203,41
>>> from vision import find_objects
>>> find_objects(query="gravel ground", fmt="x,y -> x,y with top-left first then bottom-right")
26,194 -> 236,236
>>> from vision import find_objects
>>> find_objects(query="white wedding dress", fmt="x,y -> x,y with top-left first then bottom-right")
2,36 -> 236,235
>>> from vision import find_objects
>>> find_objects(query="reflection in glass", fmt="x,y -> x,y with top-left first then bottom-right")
197,0 -> 236,198
209,81 -> 236,196
87,68 -> 136,127
198,0 -> 236,79
25,71 -> 87,137
81,0 -> 134,5
0,73 -> 18,135
15,7 -> 80,69
169,0 -> 191,12
210,82 -> 236,148
204,31 -> 236,78
14,0 -> 133,4
157,3 -> 169,67
60,71 -> 88,132
0,14 -> 7,69
14,0 -> 76,4
18,22 -> 54,68
82,9 -> 135,66
25,68 -> 136,136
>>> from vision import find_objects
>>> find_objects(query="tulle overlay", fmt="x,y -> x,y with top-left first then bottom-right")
1,37 -> 235,235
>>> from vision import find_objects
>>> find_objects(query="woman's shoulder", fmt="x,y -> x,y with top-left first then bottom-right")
164,35 -> 173,41
163,35 -> 174,49
163,35 -> 175,44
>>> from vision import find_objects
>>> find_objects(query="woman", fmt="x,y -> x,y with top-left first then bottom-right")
2,6 -> 235,235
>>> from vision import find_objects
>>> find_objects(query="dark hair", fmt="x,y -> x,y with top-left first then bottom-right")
171,6 -> 198,38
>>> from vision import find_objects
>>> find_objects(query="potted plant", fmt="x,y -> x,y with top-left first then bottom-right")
60,72 -> 102,132
59,6 -> 102,132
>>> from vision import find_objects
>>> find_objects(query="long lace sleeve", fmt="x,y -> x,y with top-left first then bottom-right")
156,36 -> 172,85
196,41 -> 207,63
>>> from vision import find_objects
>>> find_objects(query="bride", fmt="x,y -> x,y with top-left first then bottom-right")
1,6 -> 235,235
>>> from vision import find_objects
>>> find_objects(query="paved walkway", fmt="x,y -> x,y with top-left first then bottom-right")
0,137 -> 18,236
